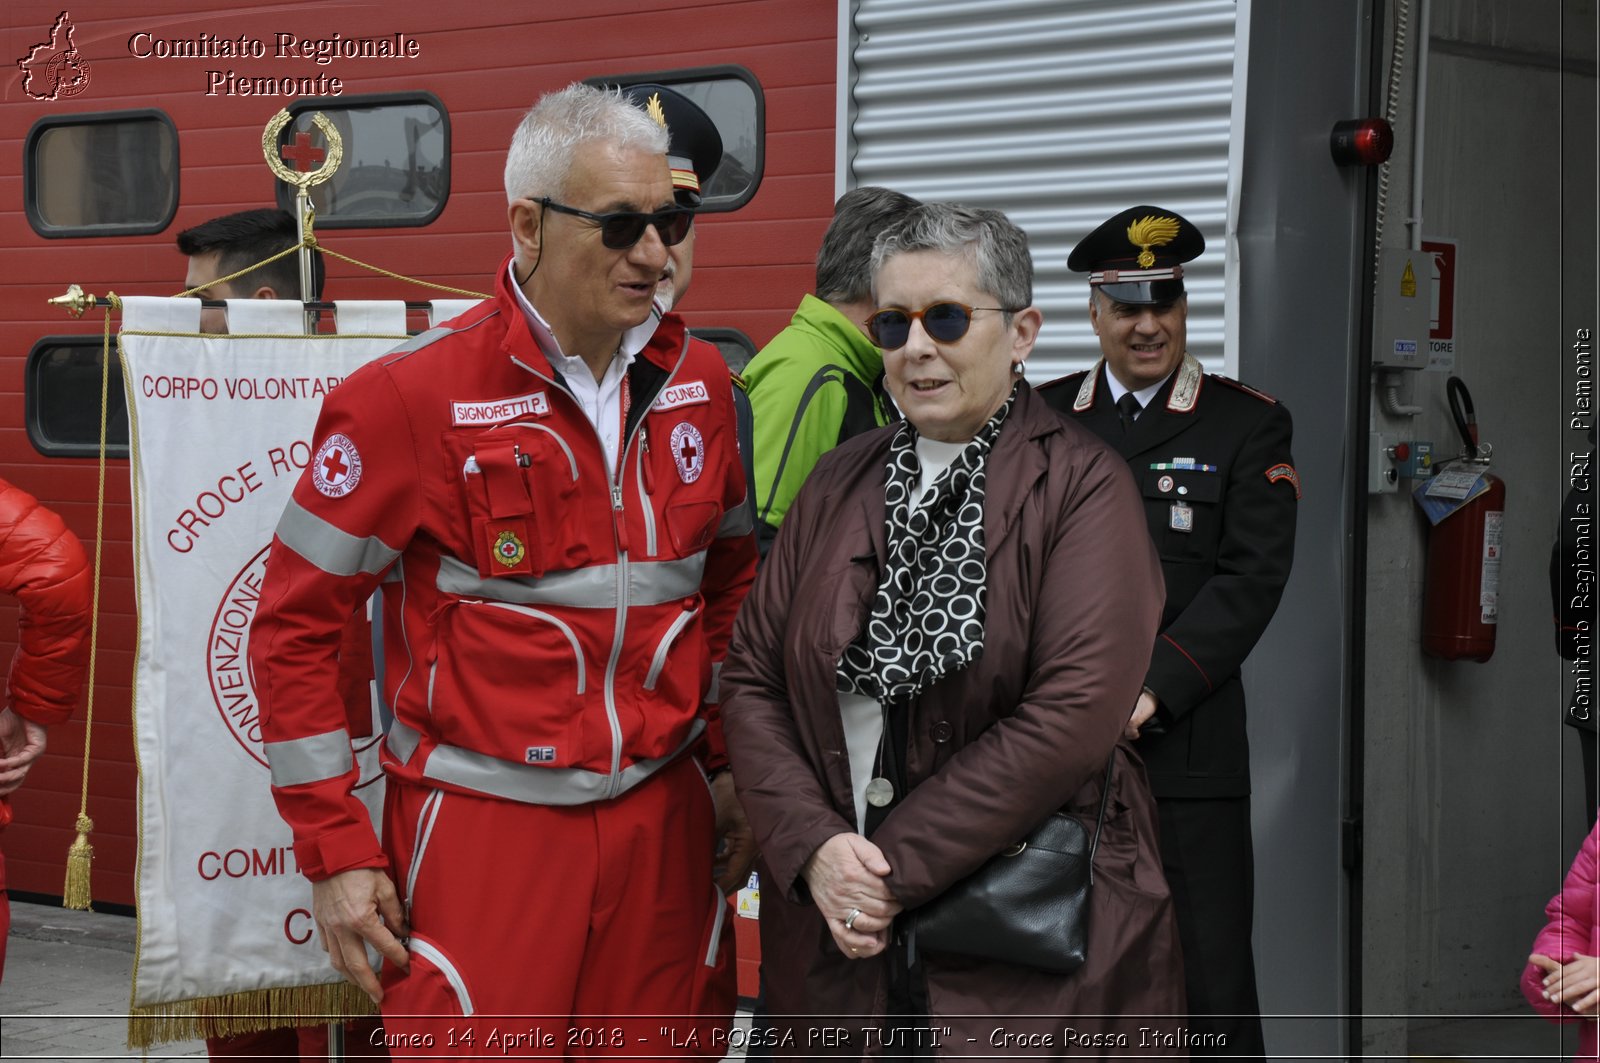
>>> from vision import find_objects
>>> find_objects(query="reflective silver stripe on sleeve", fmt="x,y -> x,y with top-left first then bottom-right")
275,500 -> 401,577
716,501 -> 754,539
705,661 -> 723,704
385,718 -> 704,805
434,552 -> 707,608
266,729 -> 354,787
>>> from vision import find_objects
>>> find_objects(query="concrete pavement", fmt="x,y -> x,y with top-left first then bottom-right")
1,899 -> 206,1060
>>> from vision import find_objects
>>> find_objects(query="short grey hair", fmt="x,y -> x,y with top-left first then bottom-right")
503,83 -> 669,203
814,187 -> 922,303
870,203 -> 1033,315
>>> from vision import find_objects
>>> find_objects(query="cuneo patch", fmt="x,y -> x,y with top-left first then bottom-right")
653,380 -> 710,412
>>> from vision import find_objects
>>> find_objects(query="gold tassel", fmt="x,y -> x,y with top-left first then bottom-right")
63,812 -> 95,910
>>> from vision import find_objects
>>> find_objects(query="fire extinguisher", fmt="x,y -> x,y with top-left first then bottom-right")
1421,376 -> 1505,661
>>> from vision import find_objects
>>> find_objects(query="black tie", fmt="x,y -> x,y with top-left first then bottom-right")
1117,392 -> 1142,434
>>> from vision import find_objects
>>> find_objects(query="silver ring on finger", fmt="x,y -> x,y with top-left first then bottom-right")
844,907 -> 862,930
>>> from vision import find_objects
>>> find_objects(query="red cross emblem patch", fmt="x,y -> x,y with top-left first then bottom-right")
670,422 -> 704,484
311,434 -> 363,498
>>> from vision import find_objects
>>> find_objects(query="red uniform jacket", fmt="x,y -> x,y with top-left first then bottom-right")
0,479 -> 92,828
250,263 -> 756,879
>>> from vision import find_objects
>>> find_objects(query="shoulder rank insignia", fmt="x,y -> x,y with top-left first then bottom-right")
1265,463 -> 1302,499
1215,375 -> 1280,404
1072,360 -> 1104,412
1165,353 -> 1203,413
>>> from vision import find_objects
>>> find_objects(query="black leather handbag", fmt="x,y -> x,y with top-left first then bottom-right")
912,756 -> 1114,975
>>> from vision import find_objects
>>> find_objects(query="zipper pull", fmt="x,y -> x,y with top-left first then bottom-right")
640,426 -> 657,495
611,483 -> 630,553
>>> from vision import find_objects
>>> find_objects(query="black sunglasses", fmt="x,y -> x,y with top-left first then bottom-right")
539,198 -> 693,250
867,302 -> 1016,350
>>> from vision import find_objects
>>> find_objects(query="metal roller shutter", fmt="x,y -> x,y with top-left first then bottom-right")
847,0 -> 1240,379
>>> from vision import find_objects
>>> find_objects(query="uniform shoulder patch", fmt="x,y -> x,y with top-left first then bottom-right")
1214,375 -> 1280,404
1265,463 -> 1301,499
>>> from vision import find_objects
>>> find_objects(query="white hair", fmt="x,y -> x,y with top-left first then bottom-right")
503,82 -> 669,203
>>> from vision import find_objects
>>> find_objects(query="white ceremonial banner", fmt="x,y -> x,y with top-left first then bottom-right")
120,296 -> 408,1037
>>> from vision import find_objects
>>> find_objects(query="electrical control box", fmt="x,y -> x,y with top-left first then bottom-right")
1372,247 -> 1432,369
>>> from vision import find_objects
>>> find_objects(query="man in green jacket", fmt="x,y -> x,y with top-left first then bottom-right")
743,186 -> 920,555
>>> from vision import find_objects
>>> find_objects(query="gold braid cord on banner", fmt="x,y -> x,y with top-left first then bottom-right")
60,294 -> 121,910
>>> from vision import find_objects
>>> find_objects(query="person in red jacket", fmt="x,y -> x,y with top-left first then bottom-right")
0,479 -> 92,982
249,82 -> 756,1057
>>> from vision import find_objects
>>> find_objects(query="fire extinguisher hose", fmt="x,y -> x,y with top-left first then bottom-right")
1446,375 -> 1479,460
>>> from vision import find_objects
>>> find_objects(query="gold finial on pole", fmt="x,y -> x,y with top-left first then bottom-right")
48,283 -> 96,318
263,110 -> 343,328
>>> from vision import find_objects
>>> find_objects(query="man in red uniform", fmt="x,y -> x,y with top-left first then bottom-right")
249,83 -> 756,1057
0,479 -> 92,981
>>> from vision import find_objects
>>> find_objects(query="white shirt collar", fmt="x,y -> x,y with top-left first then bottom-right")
1102,362 -> 1171,412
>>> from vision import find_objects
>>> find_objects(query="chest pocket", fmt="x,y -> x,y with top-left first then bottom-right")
1142,466 -> 1224,561
642,409 -> 727,557
443,422 -> 587,578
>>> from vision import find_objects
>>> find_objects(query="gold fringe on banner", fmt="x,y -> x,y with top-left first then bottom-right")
127,982 -> 377,1048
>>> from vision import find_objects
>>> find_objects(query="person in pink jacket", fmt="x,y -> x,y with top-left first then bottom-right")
0,478 -> 92,982
1525,817 -> 1600,1060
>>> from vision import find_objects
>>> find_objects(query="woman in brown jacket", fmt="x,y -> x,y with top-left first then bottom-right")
722,204 -> 1186,1057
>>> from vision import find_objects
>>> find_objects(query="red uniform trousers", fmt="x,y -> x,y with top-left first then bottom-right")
376,755 -> 734,1059
205,1017 -> 387,1060
1,843 -> 10,981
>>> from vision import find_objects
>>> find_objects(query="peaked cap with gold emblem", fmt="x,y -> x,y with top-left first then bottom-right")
620,83 -> 724,206
1067,204 -> 1205,305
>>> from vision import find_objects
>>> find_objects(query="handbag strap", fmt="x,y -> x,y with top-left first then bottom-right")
1084,752 -> 1116,886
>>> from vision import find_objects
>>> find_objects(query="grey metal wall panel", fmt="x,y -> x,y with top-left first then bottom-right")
848,0 -> 1238,380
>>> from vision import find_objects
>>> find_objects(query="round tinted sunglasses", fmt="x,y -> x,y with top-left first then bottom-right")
866,302 -> 1019,350
539,197 -> 694,249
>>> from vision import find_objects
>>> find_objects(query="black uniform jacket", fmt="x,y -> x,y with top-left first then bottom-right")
1038,355 -> 1299,798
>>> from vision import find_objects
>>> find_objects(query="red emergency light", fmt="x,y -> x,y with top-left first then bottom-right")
1329,118 -> 1394,166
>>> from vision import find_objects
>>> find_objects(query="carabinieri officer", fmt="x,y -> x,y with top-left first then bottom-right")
1038,205 -> 1299,1062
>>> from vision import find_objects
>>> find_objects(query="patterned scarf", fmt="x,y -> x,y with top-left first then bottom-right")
836,388 -> 1016,704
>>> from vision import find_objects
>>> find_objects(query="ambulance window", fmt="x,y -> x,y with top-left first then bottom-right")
25,339 -> 129,458
24,111 -> 178,237
689,328 -> 758,374
275,94 -> 449,228
589,67 -> 764,212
